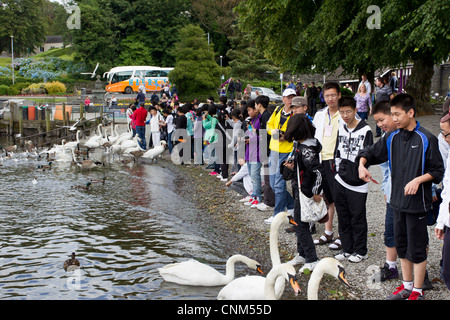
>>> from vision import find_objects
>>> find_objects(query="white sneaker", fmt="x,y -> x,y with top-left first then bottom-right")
239,196 -> 252,203
299,261 -> 319,273
264,216 -> 274,225
349,253 -> 368,263
220,178 -> 228,182
334,250 -> 351,261
255,203 -> 273,211
216,174 -> 223,179
244,197 -> 255,206
287,253 -> 306,266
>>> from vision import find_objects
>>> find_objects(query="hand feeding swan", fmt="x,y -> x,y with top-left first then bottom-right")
307,257 -> 350,300
217,263 -> 301,300
158,254 -> 263,286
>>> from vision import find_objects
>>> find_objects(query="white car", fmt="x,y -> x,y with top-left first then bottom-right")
250,87 -> 282,103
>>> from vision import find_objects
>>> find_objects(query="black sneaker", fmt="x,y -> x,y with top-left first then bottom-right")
422,271 -> 433,291
377,263 -> 399,282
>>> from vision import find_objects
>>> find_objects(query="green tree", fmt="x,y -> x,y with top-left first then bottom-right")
70,0 -> 119,72
227,26 -> 279,80
0,0 -> 47,55
236,0 -> 450,113
118,34 -> 154,66
169,24 -> 222,99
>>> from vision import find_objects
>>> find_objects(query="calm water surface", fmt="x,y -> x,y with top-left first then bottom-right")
0,140 -> 236,300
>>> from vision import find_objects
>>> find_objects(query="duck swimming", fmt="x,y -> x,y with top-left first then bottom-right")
64,252 -> 80,272
71,181 -> 92,190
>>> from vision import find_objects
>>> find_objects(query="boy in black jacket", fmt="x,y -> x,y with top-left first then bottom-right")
358,94 -> 444,300
333,97 -> 373,263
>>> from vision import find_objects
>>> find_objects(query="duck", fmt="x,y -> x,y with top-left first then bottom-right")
63,252 -> 80,271
32,177 -> 37,185
217,263 -> 301,300
90,177 -> 106,184
70,181 -> 92,190
142,140 -> 167,160
158,254 -> 263,287
2,145 -> 17,153
71,149 -> 101,170
37,161 -> 53,170
307,257 -> 350,300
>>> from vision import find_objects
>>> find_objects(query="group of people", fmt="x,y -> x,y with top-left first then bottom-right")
126,79 -> 450,300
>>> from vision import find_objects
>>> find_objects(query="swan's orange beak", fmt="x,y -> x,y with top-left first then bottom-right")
288,216 -> 298,226
338,266 -> 350,287
288,274 -> 301,296
256,265 -> 264,275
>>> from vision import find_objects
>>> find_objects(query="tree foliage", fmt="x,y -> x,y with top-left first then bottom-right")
169,24 -> 222,98
0,0 -> 47,55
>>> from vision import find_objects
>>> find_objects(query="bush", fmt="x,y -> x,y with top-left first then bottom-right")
0,85 -> 9,95
6,86 -> 20,96
23,83 -> 47,95
44,81 -> 66,95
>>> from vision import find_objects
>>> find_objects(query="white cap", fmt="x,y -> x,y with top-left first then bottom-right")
282,88 -> 297,97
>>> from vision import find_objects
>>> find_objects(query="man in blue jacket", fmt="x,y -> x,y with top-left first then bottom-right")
357,94 -> 444,300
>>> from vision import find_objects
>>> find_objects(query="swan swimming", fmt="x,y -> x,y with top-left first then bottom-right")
158,254 -> 263,286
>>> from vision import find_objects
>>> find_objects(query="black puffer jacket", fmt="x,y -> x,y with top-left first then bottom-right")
280,138 -> 324,198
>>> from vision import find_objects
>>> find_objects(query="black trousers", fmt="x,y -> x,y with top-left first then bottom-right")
292,182 -> 318,263
334,181 -> 368,256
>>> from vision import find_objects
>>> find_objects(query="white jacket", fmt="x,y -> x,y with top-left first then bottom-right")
312,106 -> 341,162
437,151 -> 450,230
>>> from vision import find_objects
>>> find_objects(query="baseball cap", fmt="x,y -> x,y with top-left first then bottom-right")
292,96 -> 308,106
282,88 -> 297,97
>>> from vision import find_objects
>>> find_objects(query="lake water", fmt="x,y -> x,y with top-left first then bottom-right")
0,139 -> 238,300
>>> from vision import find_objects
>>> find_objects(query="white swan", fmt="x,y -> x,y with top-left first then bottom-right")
307,257 -> 350,300
64,130 -> 81,151
217,263 -> 301,300
142,140 -> 166,160
120,134 -> 141,152
108,125 -> 120,144
84,124 -> 103,148
158,254 -> 263,286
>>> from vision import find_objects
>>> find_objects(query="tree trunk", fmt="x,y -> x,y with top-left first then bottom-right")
405,55 -> 435,115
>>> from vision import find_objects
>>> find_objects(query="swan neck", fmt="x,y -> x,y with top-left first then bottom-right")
307,268 -> 324,300
269,220 -> 282,266
224,255 -> 243,282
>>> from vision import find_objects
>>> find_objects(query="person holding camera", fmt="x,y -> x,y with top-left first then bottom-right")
264,88 -> 296,224
280,114 -> 325,271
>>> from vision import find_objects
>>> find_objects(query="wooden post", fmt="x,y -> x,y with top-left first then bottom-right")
45,107 -> 51,135
62,102 -> 66,126
9,102 -> 15,136
80,103 -> 84,119
18,106 -> 23,139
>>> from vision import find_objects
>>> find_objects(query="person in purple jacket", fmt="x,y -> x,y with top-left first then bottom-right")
243,100 -> 262,208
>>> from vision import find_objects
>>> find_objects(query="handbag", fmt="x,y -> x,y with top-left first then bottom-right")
297,165 -> 327,223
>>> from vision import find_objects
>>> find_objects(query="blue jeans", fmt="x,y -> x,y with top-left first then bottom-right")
357,111 -> 368,121
135,126 -> 146,150
269,151 -> 294,215
247,162 -> 262,202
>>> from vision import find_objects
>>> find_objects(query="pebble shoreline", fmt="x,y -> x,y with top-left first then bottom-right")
159,114 -> 450,300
